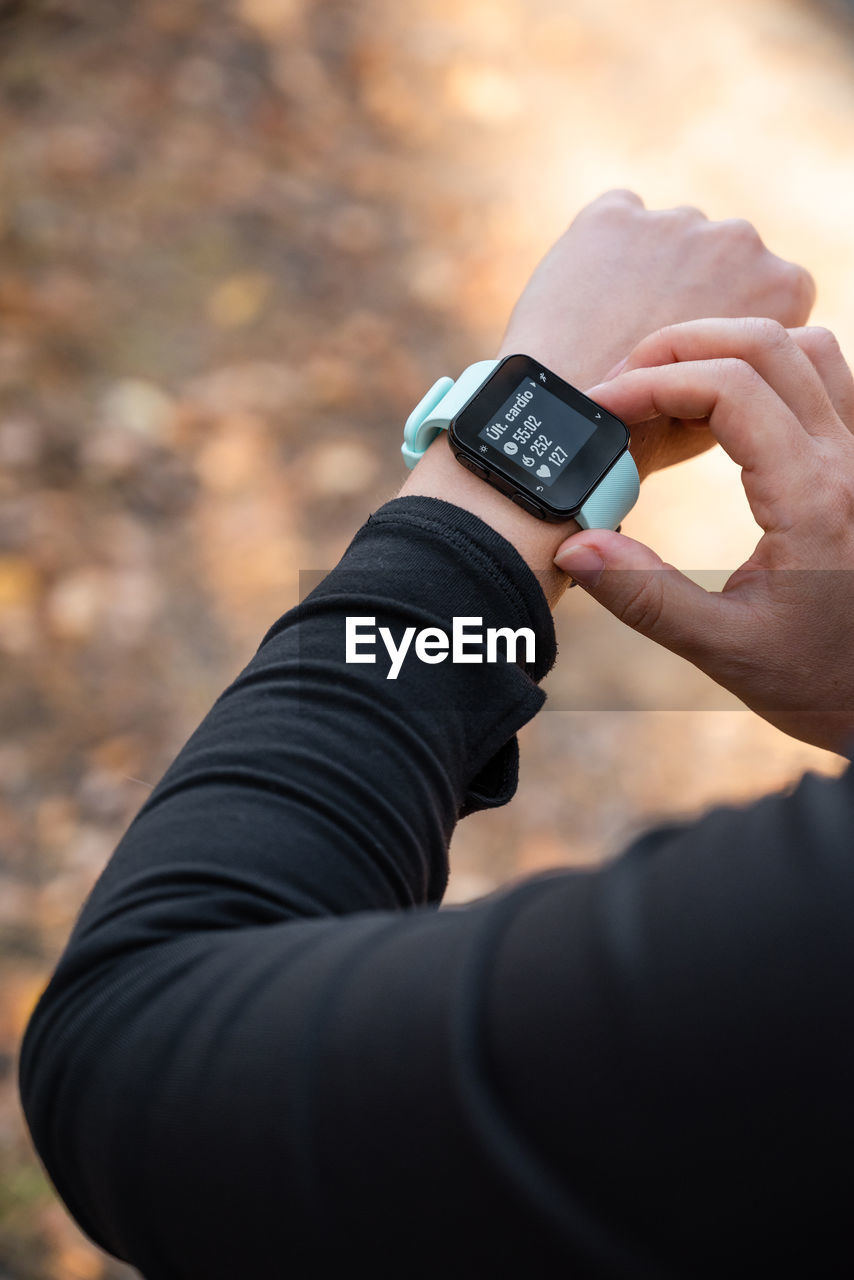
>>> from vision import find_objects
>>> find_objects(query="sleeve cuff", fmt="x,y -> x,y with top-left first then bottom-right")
364,495 -> 557,684
363,495 -> 557,815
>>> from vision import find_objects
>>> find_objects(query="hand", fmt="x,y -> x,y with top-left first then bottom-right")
498,189 -> 816,481
400,190 -> 816,609
553,318 -> 854,755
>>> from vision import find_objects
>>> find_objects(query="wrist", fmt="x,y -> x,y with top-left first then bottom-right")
398,431 -> 580,607
399,349 -> 642,606
494,335 -> 628,400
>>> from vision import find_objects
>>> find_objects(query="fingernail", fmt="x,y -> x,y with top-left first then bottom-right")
553,543 -> 605,587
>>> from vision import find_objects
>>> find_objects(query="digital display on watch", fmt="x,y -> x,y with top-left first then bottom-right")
449,354 -> 630,520
477,379 -> 596,487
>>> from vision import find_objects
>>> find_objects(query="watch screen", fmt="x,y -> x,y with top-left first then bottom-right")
477,379 -> 596,487
450,354 -> 630,518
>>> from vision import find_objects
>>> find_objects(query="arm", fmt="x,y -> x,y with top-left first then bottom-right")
18,493 -> 854,1279
18,496 -> 563,1276
22,200 -> 845,1280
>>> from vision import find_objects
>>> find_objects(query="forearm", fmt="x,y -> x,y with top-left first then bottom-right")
19,495 -> 557,1262
20,688 -> 854,1278
59,497 -> 556,936
20,495 -> 854,1280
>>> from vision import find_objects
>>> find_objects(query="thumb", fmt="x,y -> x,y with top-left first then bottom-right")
553,528 -> 723,661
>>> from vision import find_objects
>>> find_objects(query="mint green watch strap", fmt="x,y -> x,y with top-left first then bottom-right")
401,360 -> 499,469
402,360 -> 639,531
576,450 -> 640,531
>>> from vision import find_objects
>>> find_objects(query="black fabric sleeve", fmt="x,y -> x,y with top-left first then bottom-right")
18,494 -> 854,1280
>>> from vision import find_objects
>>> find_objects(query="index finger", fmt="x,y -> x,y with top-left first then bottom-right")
618,318 -> 845,443
588,358 -> 819,532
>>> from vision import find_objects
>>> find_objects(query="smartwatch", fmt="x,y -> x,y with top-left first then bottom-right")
401,354 -> 639,529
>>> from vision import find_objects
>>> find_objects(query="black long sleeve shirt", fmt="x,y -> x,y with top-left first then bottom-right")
18,495 -> 854,1279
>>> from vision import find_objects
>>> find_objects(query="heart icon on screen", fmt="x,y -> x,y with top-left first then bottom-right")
536,464 -> 551,478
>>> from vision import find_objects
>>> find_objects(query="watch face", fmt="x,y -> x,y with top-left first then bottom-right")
448,354 -> 630,519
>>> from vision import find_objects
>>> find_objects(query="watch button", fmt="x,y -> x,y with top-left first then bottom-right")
459,456 -> 489,479
512,493 -> 546,519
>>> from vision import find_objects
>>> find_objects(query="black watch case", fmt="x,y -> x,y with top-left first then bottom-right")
448,353 -> 630,522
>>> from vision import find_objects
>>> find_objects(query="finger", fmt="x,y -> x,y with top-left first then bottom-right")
788,326 -> 854,433
553,528 -> 732,665
618,318 -> 845,442
587,358 -> 818,531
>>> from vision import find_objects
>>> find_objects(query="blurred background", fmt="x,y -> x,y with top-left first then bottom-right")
1,0 -> 853,1274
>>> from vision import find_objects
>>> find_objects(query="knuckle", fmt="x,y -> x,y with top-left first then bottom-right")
788,261 -> 817,309
799,324 -> 842,361
716,216 -> 761,243
767,260 -> 817,318
744,315 -> 789,350
598,186 -> 643,206
717,356 -> 763,393
666,203 -> 707,221
616,573 -> 665,635
582,188 -> 643,220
